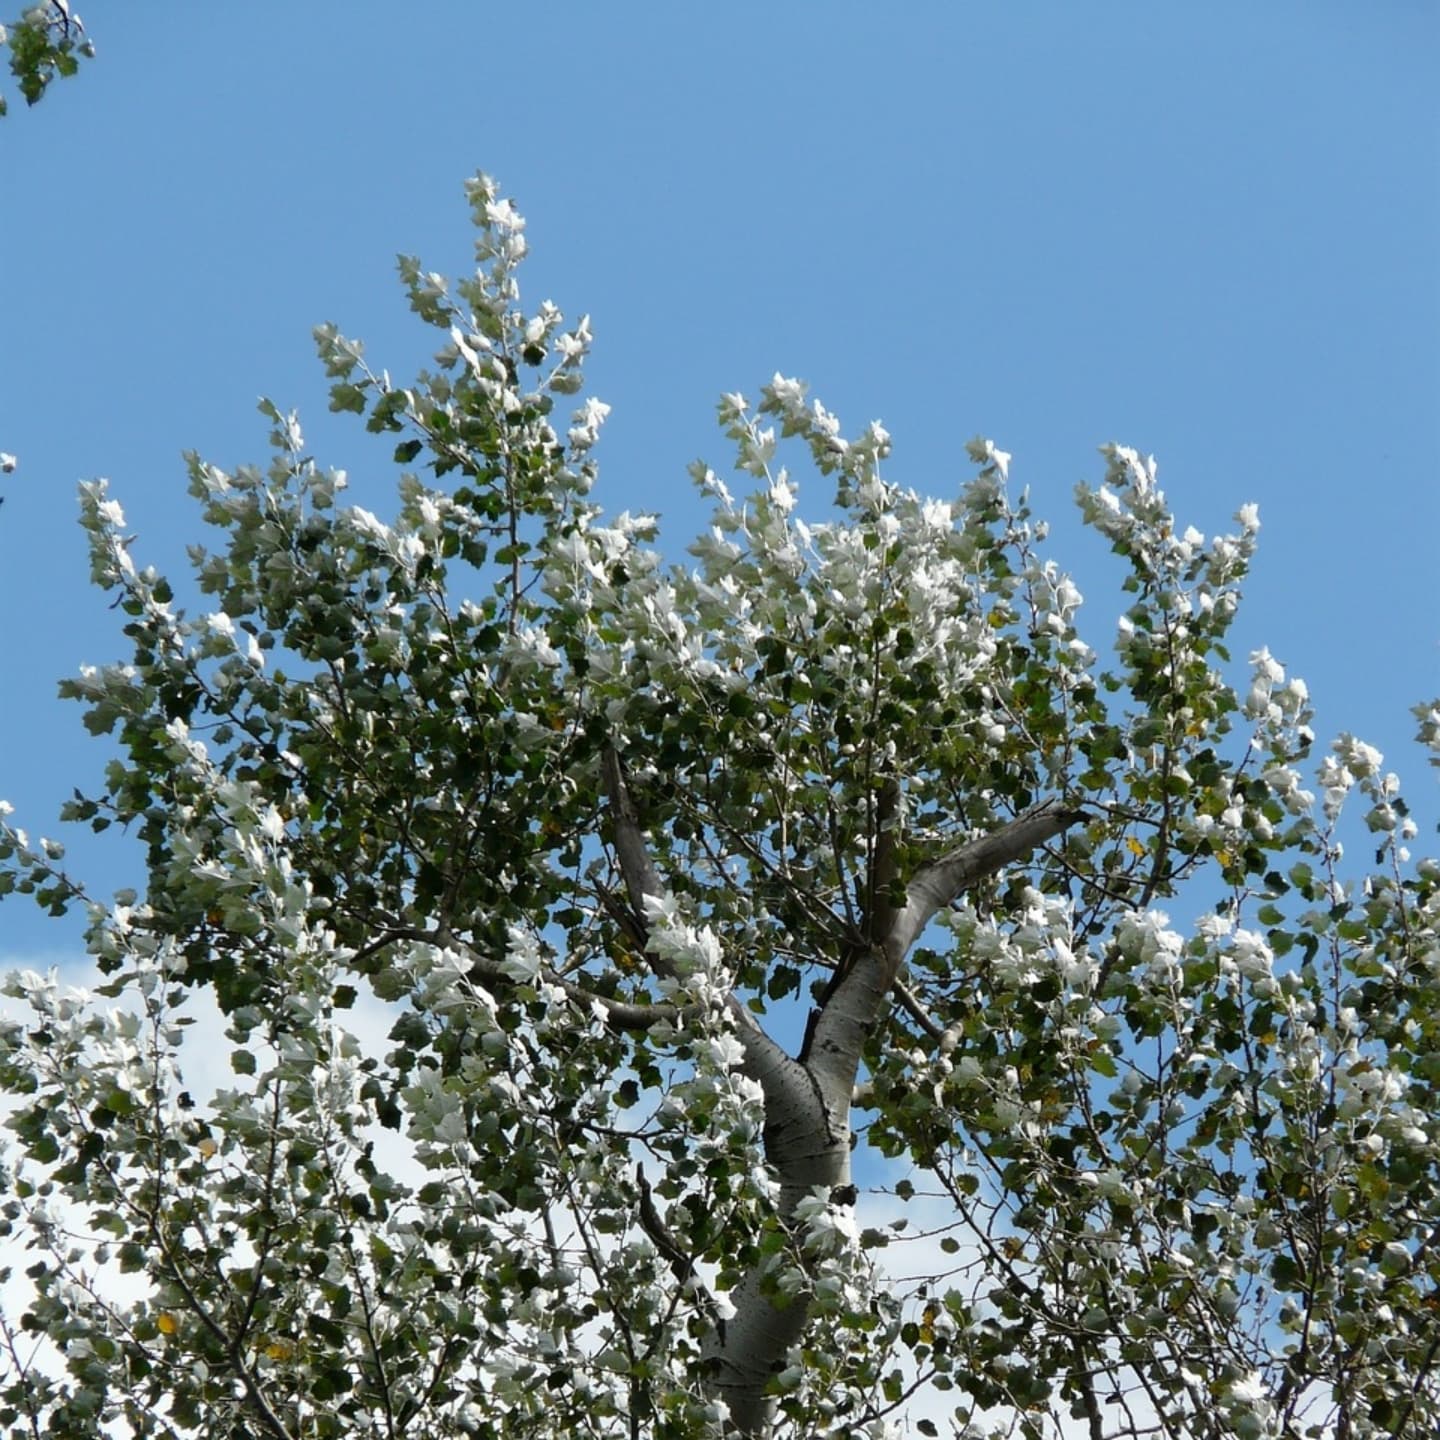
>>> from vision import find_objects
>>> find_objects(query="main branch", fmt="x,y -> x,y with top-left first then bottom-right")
600,744 -> 852,1435
888,797 -> 1086,958
600,753 -> 1085,1436
806,797 -> 1086,1108
601,744 -> 667,957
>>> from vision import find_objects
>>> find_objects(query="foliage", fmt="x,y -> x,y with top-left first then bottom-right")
1,175 -> 1437,1440
1,2 -> 91,117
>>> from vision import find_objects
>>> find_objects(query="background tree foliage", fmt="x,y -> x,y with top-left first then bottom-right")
0,2 -> 90,116
1,178 -> 1437,1440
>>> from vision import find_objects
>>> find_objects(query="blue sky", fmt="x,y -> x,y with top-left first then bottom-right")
1,1 -> 1436,959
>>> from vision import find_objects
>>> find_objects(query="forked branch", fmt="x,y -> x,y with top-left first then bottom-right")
885,798 -> 1087,963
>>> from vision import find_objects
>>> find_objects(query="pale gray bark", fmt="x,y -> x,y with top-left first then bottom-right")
601,749 -> 1084,1436
804,796 -> 1085,1108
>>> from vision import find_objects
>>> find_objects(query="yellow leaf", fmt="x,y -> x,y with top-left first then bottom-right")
157,1312 -> 178,1336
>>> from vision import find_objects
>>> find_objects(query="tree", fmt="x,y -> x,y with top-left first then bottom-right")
0,2 -> 91,116
1,173 -> 1436,1440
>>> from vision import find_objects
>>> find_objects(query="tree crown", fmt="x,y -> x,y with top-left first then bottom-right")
2,174 -> 1437,1440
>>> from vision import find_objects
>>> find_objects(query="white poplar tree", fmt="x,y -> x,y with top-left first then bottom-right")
1,176 -> 1436,1440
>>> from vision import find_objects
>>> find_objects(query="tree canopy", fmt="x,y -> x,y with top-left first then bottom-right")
1,175 -> 1437,1440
